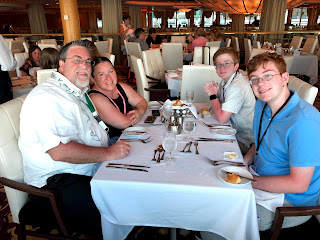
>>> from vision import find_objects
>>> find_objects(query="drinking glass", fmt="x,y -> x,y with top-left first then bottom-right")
185,90 -> 194,104
162,131 -> 177,163
183,114 -> 196,141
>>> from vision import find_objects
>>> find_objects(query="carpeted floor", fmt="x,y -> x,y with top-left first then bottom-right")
1,68 -> 319,240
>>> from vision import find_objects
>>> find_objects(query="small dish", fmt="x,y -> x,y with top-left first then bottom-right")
211,126 -> 237,136
123,127 -> 147,137
224,151 -> 238,160
148,101 -> 162,109
218,166 -> 253,185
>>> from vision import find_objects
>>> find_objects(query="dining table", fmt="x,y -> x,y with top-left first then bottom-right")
11,76 -> 35,98
91,103 -> 260,240
165,70 -> 182,97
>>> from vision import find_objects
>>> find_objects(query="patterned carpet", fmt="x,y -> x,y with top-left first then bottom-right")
0,68 -> 319,240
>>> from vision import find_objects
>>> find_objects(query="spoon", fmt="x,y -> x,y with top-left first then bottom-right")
157,145 -> 164,163
194,141 -> 199,154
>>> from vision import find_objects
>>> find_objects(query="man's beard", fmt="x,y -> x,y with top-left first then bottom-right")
75,70 -> 90,89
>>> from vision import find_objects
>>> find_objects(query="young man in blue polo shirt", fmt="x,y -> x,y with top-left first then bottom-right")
244,52 -> 320,231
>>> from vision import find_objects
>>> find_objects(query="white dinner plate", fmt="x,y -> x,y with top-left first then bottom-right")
211,126 -> 237,136
148,101 -> 162,109
167,73 -> 179,78
123,127 -> 147,137
218,166 -> 253,185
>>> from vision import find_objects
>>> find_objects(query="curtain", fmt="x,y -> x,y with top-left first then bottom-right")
203,11 -> 213,18
101,0 -> 122,65
129,5 -> 142,28
185,11 -> 193,19
154,11 -> 161,19
231,14 -> 245,32
28,4 -> 48,34
167,10 -> 175,19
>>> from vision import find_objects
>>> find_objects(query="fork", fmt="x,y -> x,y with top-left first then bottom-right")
122,137 -> 153,143
194,141 -> 199,154
210,161 -> 245,167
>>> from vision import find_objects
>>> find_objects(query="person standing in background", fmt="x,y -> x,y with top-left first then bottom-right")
0,35 -> 17,104
120,14 -> 135,70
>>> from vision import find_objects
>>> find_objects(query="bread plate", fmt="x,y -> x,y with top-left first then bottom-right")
123,127 -> 147,137
218,166 -> 253,185
211,126 -> 237,136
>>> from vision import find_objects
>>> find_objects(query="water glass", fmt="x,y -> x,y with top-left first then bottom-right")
162,131 -> 177,163
185,90 -> 194,104
183,115 -> 196,141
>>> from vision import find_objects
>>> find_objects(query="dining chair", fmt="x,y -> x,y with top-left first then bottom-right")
142,48 -> 165,83
244,38 -> 252,66
14,52 -> 28,77
37,43 -> 59,50
107,37 -> 113,54
10,40 -> 24,53
15,37 -> 25,42
104,52 -> 115,66
170,36 -> 186,44
193,47 -> 203,64
206,41 -> 221,48
288,76 -> 318,105
231,36 -> 240,53
22,41 -> 29,53
180,65 -> 220,103
252,40 -> 261,49
94,40 -> 108,56
302,38 -> 318,54
225,38 -> 231,47
4,38 -> 14,46
131,55 -> 170,102
193,46 -> 218,66
161,43 -> 183,71
40,39 -> 57,45
127,42 -> 143,73
36,68 -> 57,85
0,96 -> 93,240
289,36 -> 303,49
250,48 -> 274,60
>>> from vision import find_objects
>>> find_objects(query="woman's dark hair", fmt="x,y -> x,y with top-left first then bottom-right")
149,28 -> 156,35
40,47 -> 60,69
91,57 -> 113,77
122,14 -> 131,22
28,45 -> 41,60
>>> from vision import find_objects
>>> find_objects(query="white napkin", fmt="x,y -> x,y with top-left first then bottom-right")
161,99 -> 198,119
249,166 -> 284,213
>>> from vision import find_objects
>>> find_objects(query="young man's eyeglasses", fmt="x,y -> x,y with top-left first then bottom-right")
64,56 -> 91,65
249,74 -> 281,85
214,62 -> 234,69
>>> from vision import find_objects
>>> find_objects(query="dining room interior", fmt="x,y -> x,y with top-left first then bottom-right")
1,0 -> 320,240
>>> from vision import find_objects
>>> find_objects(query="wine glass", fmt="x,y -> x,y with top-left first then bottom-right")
183,114 -> 196,141
185,90 -> 194,104
162,131 -> 177,164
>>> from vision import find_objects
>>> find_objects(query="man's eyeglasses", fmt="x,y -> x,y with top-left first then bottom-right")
249,74 -> 281,85
214,62 -> 234,69
64,56 -> 91,65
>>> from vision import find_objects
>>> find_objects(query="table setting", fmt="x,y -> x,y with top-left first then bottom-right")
91,101 -> 260,240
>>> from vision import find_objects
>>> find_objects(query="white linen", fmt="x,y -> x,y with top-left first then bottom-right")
165,71 -> 182,97
249,166 -> 284,213
19,72 -> 108,187
161,99 -> 198,119
91,104 -> 260,240
0,35 -> 17,71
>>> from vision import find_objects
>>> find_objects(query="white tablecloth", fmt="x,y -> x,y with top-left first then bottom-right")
165,71 -> 182,97
91,104 -> 259,240
283,54 -> 318,85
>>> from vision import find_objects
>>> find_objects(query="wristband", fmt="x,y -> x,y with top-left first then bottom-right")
209,94 -> 217,100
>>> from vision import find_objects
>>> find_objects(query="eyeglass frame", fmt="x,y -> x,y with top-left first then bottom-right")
214,61 -> 235,69
249,73 -> 282,85
63,56 -> 92,66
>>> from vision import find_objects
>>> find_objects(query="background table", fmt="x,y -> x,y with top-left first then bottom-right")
165,71 -> 182,97
91,104 -> 260,240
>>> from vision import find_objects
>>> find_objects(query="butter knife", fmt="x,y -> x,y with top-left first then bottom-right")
106,165 -> 148,172
108,163 -> 150,168
221,170 -> 257,183
197,138 -> 234,143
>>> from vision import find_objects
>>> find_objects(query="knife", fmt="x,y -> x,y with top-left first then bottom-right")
197,138 -> 234,143
106,165 -> 148,172
108,163 -> 150,168
221,170 -> 257,183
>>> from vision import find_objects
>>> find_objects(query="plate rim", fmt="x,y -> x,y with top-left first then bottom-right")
218,166 -> 252,185
211,127 -> 237,136
123,126 -> 147,136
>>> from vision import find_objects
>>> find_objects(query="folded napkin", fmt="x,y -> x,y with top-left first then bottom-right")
249,166 -> 284,213
161,99 -> 198,119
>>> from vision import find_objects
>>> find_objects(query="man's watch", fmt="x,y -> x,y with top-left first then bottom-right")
209,94 -> 217,100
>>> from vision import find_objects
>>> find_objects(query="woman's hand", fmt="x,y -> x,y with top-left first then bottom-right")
127,110 -> 142,125
204,81 -> 219,95
187,35 -> 193,42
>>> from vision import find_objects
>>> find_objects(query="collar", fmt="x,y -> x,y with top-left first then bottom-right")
51,71 -> 89,99
221,71 -> 237,88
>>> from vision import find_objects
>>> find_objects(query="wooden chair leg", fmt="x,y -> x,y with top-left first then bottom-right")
270,208 -> 285,240
16,224 -> 26,240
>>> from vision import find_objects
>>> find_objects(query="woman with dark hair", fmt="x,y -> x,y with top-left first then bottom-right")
39,47 -> 59,69
89,57 -> 147,144
120,14 -> 135,67
20,45 -> 41,76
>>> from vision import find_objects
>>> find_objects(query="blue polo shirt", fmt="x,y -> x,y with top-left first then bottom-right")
252,90 -> 320,206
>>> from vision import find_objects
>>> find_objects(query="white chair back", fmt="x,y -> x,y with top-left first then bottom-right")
288,76 -> 318,105
170,36 -> 186,44
250,48 -> 274,60
127,42 -> 143,72
14,52 -> 28,77
107,38 -> 113,54
131,55 -> 150,102
15,37 -> 24,42
22,41 -> 29,53
180,65 -> 221,103
161,43 -> 183,71
225,38 -> 231,47
193,47 -> 203,64
36,68 -> 56,85
4,38 -> 14,46
104,53 -> 115,66
142,48 -> 165,83
302,38 -> 318,54
124,39 -> 130,68
244,38 -> 252,66
40,39 -> 57,45
10,40 -> 24,53
94,40 -> 108,57
193,46 -> 218,65
289,36 -> 303,49
37,43 -> 58,50
231,36 -> 240,52
0,95 -> 28,223
252,40 -> 261,49
206,41 -> 221,48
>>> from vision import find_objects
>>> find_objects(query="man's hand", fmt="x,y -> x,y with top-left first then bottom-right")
108,141 -> 131,160
204,81 -> 219,95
